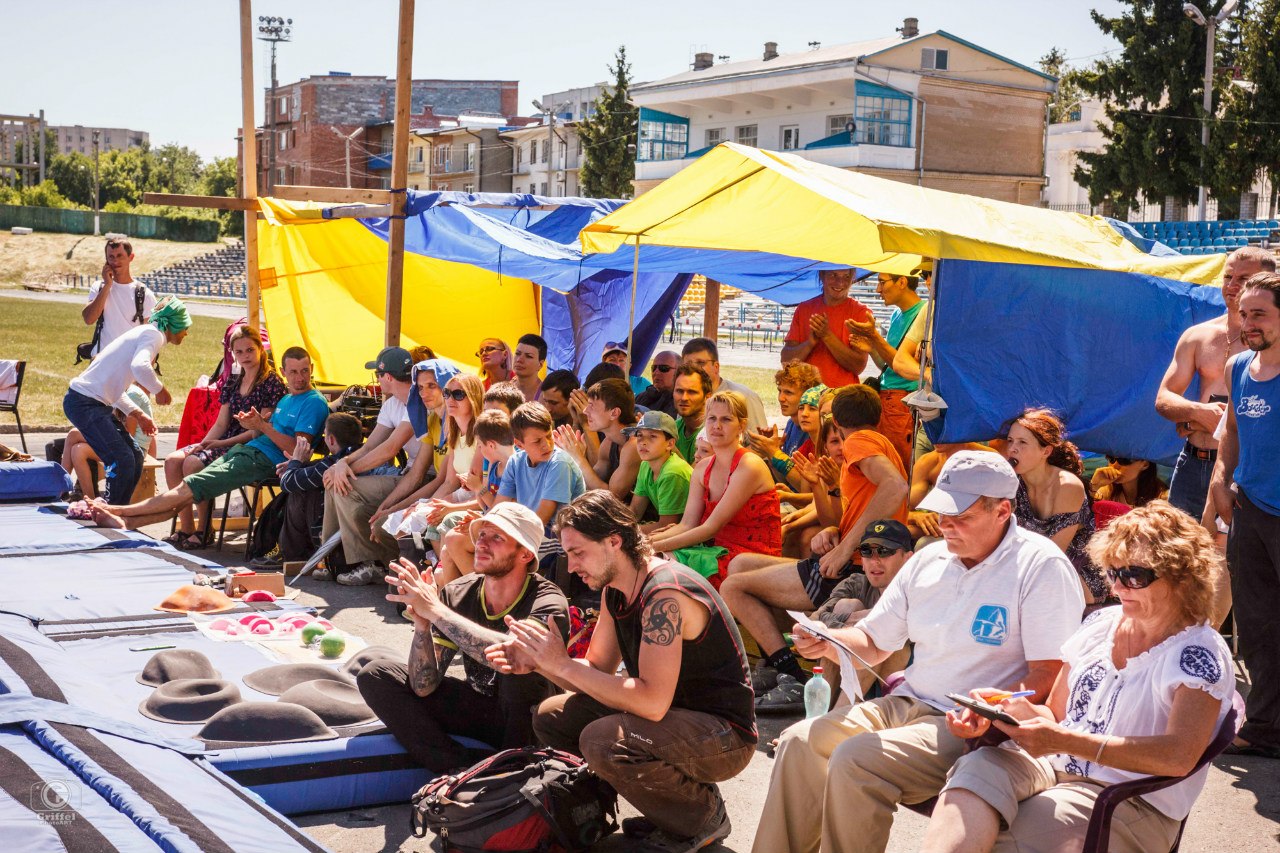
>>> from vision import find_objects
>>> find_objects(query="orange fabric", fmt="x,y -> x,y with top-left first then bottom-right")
785,295 -> 873,388
155,584 -> 236,614
877,388 -> 914,472
838,429 -> 909,539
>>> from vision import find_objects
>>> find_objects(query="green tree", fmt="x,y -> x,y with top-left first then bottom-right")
1074,1 -> 1226,214
1040,47 -> 1087,124
198,156 -> 243,236
47,152 -> 95,207
579,46 -> 638,199
11,128 -> 59,169
19,180 -> 75,209
148,143 -> 203,194
1211,0 -> 1280,215
98,147 -> 149,206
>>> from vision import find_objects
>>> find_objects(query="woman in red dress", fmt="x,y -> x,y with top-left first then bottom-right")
650,390 -> 782,587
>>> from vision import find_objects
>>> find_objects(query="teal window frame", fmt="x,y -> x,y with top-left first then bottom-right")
854,81 -> 913,148
638,107 -> 690,161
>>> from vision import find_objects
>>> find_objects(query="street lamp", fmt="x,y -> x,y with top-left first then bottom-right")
257,15 -> 293,193
1183,0 -> 1239,221
330,126 -> 365,188
532,99 -> 573,197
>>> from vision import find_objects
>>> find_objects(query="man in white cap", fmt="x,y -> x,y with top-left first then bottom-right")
356,501 -> 569,772
752,450 -> 1084,853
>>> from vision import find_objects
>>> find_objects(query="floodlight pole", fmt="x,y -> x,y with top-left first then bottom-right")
1186,0 -> 1239,221
92,130 -> 100,236
257,15 -> 293,195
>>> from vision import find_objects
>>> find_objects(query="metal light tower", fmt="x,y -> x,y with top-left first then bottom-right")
92,129 -> 100,236
1183,0 -> 1239,221
257,15 -> 293,193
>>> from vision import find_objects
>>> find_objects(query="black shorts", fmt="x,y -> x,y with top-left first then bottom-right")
796,556 -> 854,607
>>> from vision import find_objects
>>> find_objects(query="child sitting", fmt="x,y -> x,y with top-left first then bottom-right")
276,412 -> 363,570
625,410 -> 692,534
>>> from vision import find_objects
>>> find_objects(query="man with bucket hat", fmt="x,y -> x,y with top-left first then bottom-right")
357,502 -> 569,771
752,450 -> 1084,853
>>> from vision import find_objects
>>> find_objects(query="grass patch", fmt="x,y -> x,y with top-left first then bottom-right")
0,232 -> 228,289
0,297 -> 226,428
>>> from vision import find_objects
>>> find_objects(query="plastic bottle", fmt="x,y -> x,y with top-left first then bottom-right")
804,666 -> 831,718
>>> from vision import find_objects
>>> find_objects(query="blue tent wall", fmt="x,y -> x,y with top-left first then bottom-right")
928,259 -> 1224,463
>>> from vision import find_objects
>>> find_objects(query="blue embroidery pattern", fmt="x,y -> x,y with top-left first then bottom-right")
970,604 -> 1009,646
1179,645 -> 1222,685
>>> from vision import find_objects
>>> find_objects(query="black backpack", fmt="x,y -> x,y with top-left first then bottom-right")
411,746 -> 617,853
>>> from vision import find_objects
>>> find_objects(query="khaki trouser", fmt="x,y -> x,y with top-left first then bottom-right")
321,474 -> 400,564
753,694 -> 965,853
943,745 -> 1180,853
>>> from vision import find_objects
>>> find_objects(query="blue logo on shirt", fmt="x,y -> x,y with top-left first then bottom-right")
971,604 -> 1009,646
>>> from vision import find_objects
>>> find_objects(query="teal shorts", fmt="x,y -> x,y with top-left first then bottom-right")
184,444 -> 275,503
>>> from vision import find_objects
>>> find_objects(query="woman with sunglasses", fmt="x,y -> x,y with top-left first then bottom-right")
922,500 -> 1233,853
475,338 -> 512,389
1003,408 -> 1106,604
1091,455 -> 1166,508
649,390 -> 782,588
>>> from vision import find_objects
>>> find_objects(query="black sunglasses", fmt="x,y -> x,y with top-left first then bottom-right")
1106,566 -> 1159,590
1107,456 -> 1135,466
442,388 -> 468,401
652,364 -> 675,373
858,544 -> 901,558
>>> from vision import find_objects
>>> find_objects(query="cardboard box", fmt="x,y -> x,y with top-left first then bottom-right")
226,571 -> 285,598
282,561 -> 305,579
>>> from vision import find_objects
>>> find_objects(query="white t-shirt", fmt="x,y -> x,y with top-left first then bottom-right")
69,324 -> 165,413
716,377 -> 769,434
375,394 -> 419,463
1049,607 -> 1232,820
87,279 -> 157,355
859,517 -> 1085,711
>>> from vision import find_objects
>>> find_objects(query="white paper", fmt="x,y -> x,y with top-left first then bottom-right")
787,610 -> 888,703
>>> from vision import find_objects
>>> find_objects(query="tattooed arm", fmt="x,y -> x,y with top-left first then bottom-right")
431,607 -> 515,666
407,624 -> 456,697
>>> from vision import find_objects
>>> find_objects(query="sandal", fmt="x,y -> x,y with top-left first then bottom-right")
161,531 -> 190,546
178,530 -> 209,551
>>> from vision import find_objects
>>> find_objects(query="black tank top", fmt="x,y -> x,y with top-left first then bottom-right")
605,559 -> 757,742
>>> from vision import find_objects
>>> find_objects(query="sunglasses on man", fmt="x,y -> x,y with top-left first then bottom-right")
1106,566 -> 1159,590
652,364 -> 675,374
858,544 -> 901,558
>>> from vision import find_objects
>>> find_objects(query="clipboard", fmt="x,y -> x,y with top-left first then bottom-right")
946,692 -> 1021,726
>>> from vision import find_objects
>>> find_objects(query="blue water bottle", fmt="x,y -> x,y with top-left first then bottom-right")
804,666 -> 831,718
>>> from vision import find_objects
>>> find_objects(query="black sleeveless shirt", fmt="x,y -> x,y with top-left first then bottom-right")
604,559 -> 757,742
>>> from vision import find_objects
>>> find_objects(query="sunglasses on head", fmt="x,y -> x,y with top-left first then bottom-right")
603,341 -> 628,351
1107,456 -> 1135,466
652,364 -> 675,373
443,388 -> 468,401
858,544 -> 900,558
1106,566 -> 1159,590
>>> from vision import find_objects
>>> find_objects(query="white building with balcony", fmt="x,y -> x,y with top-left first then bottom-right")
632,22 -> 1057,205
503,120 -> 584,197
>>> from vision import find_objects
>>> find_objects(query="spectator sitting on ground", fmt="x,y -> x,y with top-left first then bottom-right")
749,360 -> 823,487
275,412 -> 364,562
62,384 -> 156,500
1004,407 -> 1106,604
539,369 -> 580,428
436,402 -> 586,583
320,347 -> 425,587
682,337 -> 769,433
908,441 -> 1001,542
81,238 -> 157,357
721,384 -> 909,711
753,450 -> 1084,853
625,410 -> 693,534
602,339 -> 652,398
921,501 -> 1233,853
553,378 -> 641,500
482,381 -> 525,416
1090,455 -> 1166,508
66,297 -> 187,506
511,333 -> 547,403
778,415 -> 846,559
358,502 -> 569,773
165,325 -> 284,549
476,337 -> 512,389
649,391 -> 781,588
635,349 -> 679,417
486,491 -> 756,853
780,268 -> 873,388
89,344 -> 330,528
672,364 -> 711,463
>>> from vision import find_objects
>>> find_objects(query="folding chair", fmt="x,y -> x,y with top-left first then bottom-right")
215,476 -> 281,558
0,360 -> 26,452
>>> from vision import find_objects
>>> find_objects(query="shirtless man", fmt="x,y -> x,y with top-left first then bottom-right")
907,442 -> 999,540
1156,247 -> 1273,522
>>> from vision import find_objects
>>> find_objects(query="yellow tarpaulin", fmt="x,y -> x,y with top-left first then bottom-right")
256,200 -> 539,386
582,143 -> 1225,286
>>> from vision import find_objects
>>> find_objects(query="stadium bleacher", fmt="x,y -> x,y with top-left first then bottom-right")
1128,218 -> 1279,256
136,242 -> 247,298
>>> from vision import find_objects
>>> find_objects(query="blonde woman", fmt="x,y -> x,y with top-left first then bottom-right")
476,338 -> 512,389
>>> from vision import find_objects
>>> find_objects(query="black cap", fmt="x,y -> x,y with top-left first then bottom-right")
364,347 -> 413,380
859,519 -> 912,551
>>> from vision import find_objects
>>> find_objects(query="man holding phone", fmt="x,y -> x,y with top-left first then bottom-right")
752,451 -> 1084,853
81,239 -> 157,357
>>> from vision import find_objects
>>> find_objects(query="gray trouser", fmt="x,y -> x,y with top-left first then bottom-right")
321,474 -> 400,564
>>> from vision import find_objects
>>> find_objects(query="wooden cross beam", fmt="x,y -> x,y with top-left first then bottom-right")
141,0 -> 415,346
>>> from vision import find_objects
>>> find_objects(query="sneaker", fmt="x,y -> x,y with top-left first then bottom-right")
336,561 -> 386,586
310,565 -> 334,582
249,552 -> 283,569
751,663 -> 779,697
622,816 -> 659,840
635,802 -> 731,852
755,673 -> 805,714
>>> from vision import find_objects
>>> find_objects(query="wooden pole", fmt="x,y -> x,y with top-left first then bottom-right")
384,0 -> 415,348
702,276 -> 721,340
239,0 -> 261,332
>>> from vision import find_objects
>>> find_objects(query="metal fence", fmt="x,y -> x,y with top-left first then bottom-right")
0,204 -> 219,242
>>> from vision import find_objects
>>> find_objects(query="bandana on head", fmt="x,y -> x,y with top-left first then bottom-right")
150,296 -> 192,334
407,358 -> 464,439
798,384 -> 828,409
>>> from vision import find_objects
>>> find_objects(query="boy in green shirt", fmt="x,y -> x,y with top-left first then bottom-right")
624,410 -> 693,534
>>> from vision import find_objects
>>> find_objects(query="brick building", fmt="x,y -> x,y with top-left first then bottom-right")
254,74 -> 518,191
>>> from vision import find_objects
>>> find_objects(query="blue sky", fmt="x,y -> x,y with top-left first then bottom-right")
13,0 -> 1124,160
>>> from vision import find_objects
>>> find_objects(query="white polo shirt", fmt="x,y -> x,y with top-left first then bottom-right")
859,516 -> 1085,711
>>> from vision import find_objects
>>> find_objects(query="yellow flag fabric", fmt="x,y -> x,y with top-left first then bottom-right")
582,143 -> 1225,286
256,203 -> 539,386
